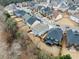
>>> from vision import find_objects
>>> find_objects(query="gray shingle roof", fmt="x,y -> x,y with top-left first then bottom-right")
27,16 -> 41,25
32,23 -> 49,36
47,28 -> 63,41
14,10 -> 26,17
41,7 -> 53,15
69,5 -> 77,10
23,13 -> 32,21
67,29 -> 79,45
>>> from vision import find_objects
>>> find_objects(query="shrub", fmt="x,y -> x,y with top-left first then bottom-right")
37,51 -> 55,59
59,54 -> 72,59
4,12 -> 21,47
37,50 -> 72,59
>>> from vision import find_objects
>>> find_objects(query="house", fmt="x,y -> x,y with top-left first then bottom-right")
51,0 -> 62,9
68,5 -> 78,14
25,16 -> 42,27
16,3 -> 22,8
14,10 -> 26,17
34,12 -> 43,19
40,7 -> 53,16
5,4 -> 16,15
58,1 -> 69,12
22,13 -> 32,22
41,17 -> 55,29
44,28 -> 63,46
51,0 -> 69,11
35,5 -> 45,11
22,2 -> 27,7
69,14 -> 79,23
16,6 -> 32,14
67,29 -> 79,48
66,0 -> 79,5
33,0 -> 47,3
74,0 -> 79,4
27,1 -> 37,7
31,23 -> 49,36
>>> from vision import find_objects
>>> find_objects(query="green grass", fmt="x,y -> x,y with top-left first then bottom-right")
37,50 -> 72,59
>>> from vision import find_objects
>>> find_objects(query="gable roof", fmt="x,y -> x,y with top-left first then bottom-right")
32,23 -> 49,36
67,29 -> 79,45
14,10 -> 26,17
70,14 -> 79,23
27,16 -> 41,25
41,7 -> 53,15
46,28 -> 63,41
22,13 -> 32,21
69,5 -> 77,10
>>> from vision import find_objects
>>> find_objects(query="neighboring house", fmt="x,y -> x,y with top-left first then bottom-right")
33,0 -> 47,3
31,23 -> 49,36
21,8 -> 32,15
69,14 -> 79,23
41,17 -> 55,29
5,4 -> 16,15
44,28 -> 63,46
67,29 -> 79,47
51,0 -> 62,9
34,12 -> 43,19
66,0 -> 79,5
58,1 -> 69,12
27,1 -> 37,7
40,7 -> 53,16
22,13 -> 32,21
14,10 -> 26,17
68,5 -> 78,14
36,5 -> 45,11
74,0 -> 79,4
16,3 -> 22,8
51,0 -> 69,11
26,16 -> 42,27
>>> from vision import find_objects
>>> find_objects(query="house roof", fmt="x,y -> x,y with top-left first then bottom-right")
70,14 -> 79,23
51,0 -> 62,7
67,29 -> 79,45
41,7 -> 53,15
43,7 -> 51,11
32,23 -> 49,36
21,8 -> 32,14
22,13 -> 31,21
27,1 -> 37,7
69,5 -> 77,10
59,1 -> 68,8
14,10 -> 26,17
27,16 -> 41,25
34,12 -> 43,19
37,6 -> 44,10
5,4 -> 16,11
46,28 -> 63,41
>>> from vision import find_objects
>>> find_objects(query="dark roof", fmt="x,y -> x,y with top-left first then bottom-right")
27,16 -> 41,25
69,5 -> 77,10
27,1 -> 37,7
42,7 -> 53,15
43,7 -> 50,11
44,28 -> 63,45
67,29 -> 79,45
45,28 -> 63,42
38,6 -> 44,10
23,13 -> 32,21
14,10 -> 26,17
